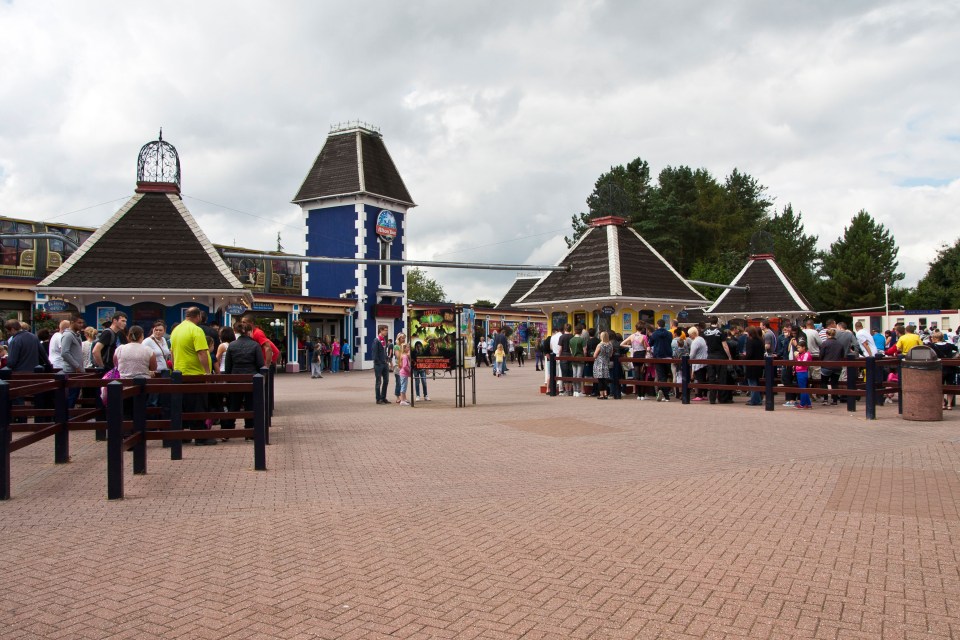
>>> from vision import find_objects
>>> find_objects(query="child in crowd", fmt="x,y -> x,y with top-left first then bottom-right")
794,340 -> 812,409
494,344 -> 505,377
398,344 -> 411,406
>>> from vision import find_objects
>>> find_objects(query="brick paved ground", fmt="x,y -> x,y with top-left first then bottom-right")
2,363 -> 959,639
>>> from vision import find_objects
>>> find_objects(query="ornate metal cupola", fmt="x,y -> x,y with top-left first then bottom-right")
135,128 -> 181,194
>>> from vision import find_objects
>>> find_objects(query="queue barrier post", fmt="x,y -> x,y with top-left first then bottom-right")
132,378 -> 147,475
260,367 -> 271,444
547,353 -> 557,397
253,374 -> 267,471
106,381 -> 124,500
764,355 -> 775,411
54,373 -> 70,465
169,371 -> 183,461
865,357 -> 877,420
845,356 -> 858,412
680,355 -> 690,404
897,358 -> 903,415
0,380 -> 10,500
611,353 -> 622,399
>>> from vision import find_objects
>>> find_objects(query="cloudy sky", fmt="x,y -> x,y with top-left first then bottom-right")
1,1 -> 957,305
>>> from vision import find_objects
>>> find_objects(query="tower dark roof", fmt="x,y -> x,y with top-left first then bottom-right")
292,126 -> 415,207
515,217 -> 706,307
38,192 -> 245,291
496,277 -> 540,310
706,254 -> 814,317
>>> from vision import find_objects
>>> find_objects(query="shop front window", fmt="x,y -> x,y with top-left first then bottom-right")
45,225 -> 92,269
271,259 -> 302,293
551,311 -> 568,331
1,220 -> 34,270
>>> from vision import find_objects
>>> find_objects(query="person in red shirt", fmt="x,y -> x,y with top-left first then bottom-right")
242,313 -> 279,368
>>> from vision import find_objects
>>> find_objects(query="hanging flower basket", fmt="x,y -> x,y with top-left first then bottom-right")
292,319 -> 311,340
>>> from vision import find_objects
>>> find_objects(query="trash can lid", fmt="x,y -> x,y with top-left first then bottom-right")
906,346 -> 938,360
902,345 -> 941,369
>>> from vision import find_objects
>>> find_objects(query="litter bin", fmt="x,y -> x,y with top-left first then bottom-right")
901,346 -> 942,421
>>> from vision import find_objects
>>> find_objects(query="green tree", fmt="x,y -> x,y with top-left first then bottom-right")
904,238 -> 960,309
718,168 -> 773,253
407,267 -> 446,302
820,210 -> 903,310
688,251 -> 744,300
473,299 -> 495,308
565,158 -> 653,247
761,204 -> 823,308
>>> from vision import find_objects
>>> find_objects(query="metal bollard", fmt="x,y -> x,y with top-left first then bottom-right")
106,381 -> 124,500
54,373 -> 70,465
764,355 -> 775,411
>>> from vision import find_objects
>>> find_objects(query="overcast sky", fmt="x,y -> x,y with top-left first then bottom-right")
1,1 -> 958,306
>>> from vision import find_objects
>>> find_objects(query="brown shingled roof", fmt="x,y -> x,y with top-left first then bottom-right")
515,219 -> 706,307
496,277 -> 540,310
39,192 -> 243,291
292,128 -> 414,206
706,254 -> 814,316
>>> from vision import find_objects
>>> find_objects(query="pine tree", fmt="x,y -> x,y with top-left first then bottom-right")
762,204 -> 822,308
820,210 -> 903,310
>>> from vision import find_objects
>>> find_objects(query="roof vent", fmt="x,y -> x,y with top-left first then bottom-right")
588,216 -> 628,227
136,128 -> 181,194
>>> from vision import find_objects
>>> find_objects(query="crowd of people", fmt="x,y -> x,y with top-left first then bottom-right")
535,316 -> 959,410
0,309 -> 280,443
371,326 -> 431,406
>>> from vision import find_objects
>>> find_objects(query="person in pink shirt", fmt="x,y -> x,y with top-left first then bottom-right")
794,341 -> 813,409
330,338 -> 341,373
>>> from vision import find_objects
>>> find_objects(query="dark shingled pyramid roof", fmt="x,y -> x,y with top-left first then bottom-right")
292,127 -> 414,207
496,277 -> 540,310
706,254 -> 814,316
515,217 -> 706,306
39,192 -> 244,291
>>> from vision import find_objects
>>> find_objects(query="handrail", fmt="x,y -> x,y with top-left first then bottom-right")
0,367 -> 274,500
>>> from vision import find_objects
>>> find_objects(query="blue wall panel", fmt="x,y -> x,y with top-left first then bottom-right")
305,204 -> 357,299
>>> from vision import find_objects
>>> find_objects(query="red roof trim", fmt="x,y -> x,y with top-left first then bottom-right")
588,216 -> 628,227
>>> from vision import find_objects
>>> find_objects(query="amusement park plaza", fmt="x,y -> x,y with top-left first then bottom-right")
3,362 -> 959,639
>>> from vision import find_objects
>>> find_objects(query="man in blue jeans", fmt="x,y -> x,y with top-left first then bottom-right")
373,325 -> 390,404
649,319 -> 674,402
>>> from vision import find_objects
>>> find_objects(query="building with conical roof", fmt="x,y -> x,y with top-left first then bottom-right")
705,253 -> 814,323
292,122 -> 415,369
35,133 -> 252,330
514,216 -> 707,334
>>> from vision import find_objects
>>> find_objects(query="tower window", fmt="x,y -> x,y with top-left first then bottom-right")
379,240 -> 390,288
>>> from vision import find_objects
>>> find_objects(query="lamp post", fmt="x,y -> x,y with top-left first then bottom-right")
270,318 -> 283,341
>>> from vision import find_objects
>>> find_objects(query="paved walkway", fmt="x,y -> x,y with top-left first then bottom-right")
2,364 -> 959,639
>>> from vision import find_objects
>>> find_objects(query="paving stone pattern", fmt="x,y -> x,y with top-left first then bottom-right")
2,365 -> 959,639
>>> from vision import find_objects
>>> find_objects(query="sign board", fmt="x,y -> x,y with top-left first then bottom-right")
601,305 -> 616,315
410,307 -> 456,370
252,302 -> 274,311
225,304 -> 246,315
374,304 -> 404,319
375,210 -> 397,242
44,299 -> 68,313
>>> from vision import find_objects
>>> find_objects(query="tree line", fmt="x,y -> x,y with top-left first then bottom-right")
565,157 -> 944,313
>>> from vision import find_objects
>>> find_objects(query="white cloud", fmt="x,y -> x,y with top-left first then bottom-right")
0,0 -> 958,305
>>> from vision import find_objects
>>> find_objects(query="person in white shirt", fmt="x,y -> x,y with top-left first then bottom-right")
143,321 -> 171,374
855,320 -> 877,357
48,320 -> 69,370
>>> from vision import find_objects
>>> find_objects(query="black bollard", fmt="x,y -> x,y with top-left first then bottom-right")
54,373 -> 69,465
865,357 -> 876,420
106,381 -> 124,500
764,355 -> 775,411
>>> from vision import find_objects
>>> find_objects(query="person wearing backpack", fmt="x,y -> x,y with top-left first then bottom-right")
92,312 -> 127,371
